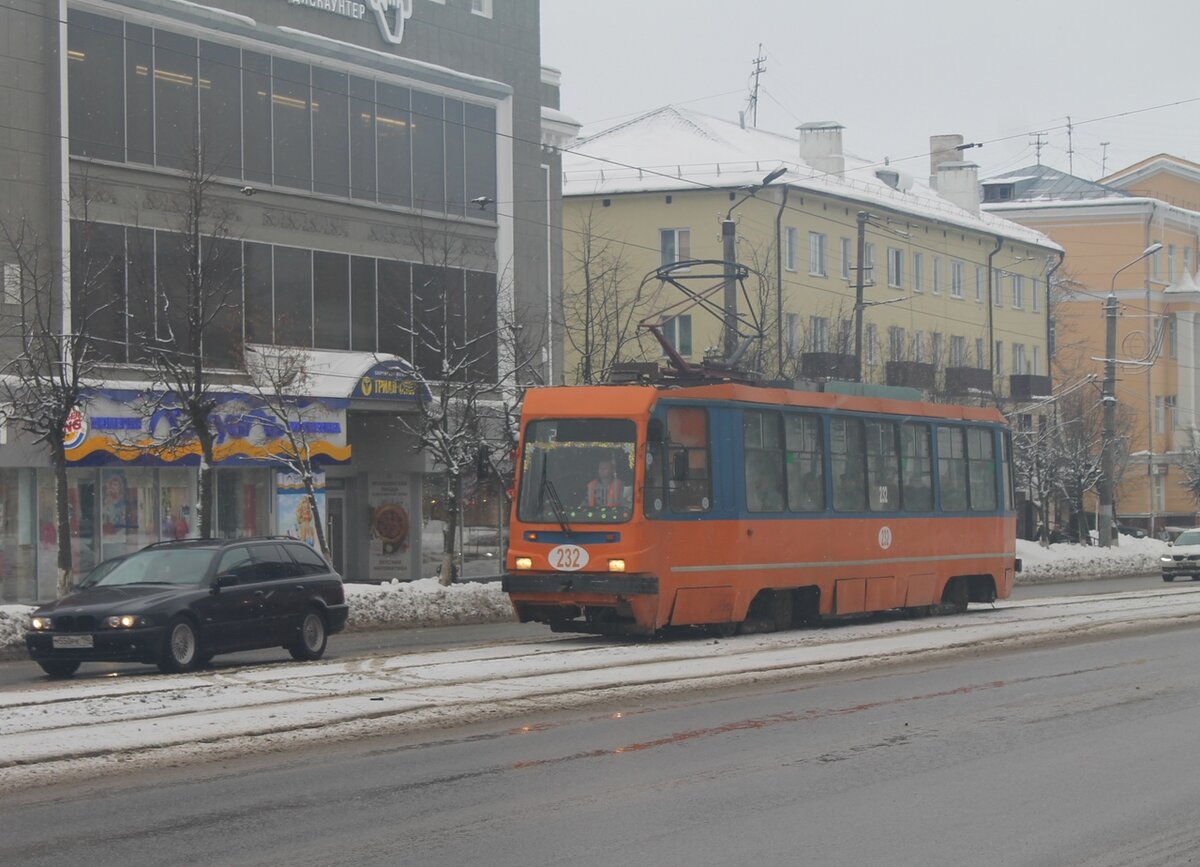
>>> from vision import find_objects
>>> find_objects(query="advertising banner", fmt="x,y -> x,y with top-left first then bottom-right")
276,471 -> 326,549
367,472 -> 412,582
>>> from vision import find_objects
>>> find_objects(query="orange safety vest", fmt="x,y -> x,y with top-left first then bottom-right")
587,477 -> 623,507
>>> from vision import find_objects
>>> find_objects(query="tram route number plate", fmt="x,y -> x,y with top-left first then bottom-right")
52,634 -> 93,649
548,544 -> 589,572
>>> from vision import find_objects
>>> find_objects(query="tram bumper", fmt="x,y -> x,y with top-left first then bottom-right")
501,572 -> 659,635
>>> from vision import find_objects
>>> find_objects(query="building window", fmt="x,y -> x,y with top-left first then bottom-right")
2,263 -> 20,306
864,243 -> 875,282
785,227 -> 798,272
913,331 -> 925,363
1169,315 -> 1178,358
931,257 -> 942,295
785,312 -> 799,356
951,261 -> 964,299
1185,248 -> 1193,276
1012,274 -> 1024,309
887,248 -> 903,289
470,0 -> 493,17
950,335 -> 966,367
1153,475 -> 1165,513
912,252 -> 923,293
809,232 -> 827,277
976,338 -> 985,369
931,332 -> 943,366
838,319 -> 852,354
840,237 -> 852,280
975,265 -> 984,302
1033,344 -> 1041,376
1032,277 -> 1040,312
1152,247 -> 1162,280
993,270 -> 1003,307
1168,244 -> 1176,281
865,323 -> 877,365
1012,343 -> 1026,375
660,228 -> 691,266
888,326 -> 905,362
809,316 -> 829,352
664,314 -> 692,356
994,341 -> 1003,374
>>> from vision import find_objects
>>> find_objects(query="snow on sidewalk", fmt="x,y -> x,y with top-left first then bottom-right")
3,585 -> 1200,790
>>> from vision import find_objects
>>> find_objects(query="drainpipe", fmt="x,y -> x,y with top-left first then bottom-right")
987,235 -> 1004,390
775,185 -> 791,378
1146,203 -> 1158,533
1046,249 -> 1065,373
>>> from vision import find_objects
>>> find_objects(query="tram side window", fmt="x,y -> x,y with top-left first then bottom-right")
937,426 -> 968,512
666,406 -> 711,512
900,423 -> 933,512
1001,430 -> 1014,511
785,413 -> 825,512
866,421 -> 900,512
743,411 -> 785,512
644,423 -> 666,518
831,416 -> 867,512
968,427 -> 998,511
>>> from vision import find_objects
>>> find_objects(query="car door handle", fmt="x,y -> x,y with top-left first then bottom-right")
295,585 -> 305,592
252,590 -> 266,597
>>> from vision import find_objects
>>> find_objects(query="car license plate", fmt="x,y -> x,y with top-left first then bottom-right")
52,634 -> 93,649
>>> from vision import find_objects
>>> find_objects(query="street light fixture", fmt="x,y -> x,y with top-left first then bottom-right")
1098,241 -> 1163,548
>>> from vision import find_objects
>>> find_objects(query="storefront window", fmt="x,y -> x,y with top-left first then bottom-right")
160,468 -> 197,541
0,470 -> 36,604
100,468 -> 158,560
216,469 -> 269,538
36,470 -> 98,599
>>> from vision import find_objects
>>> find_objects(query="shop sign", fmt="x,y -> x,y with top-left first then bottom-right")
287,0 -> 414,46
62,406 -> 88,450
66,390 -> 351,466
352,359 -> 431,402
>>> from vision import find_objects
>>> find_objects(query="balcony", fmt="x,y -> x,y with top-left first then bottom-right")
945,366 -> 993,396
885,361 -> 936,390
1009,374 -> 1053,400
800,352 -> 858,381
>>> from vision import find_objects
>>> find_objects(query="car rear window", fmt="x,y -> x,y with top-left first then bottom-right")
286,543 -> 332,575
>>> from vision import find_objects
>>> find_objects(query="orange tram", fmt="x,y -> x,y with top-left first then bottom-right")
501,381 -> 1018,637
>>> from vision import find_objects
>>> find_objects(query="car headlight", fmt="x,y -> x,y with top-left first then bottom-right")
1161,556 -> 1174,563
105,614 -> 148,629
29,616 -> 52,631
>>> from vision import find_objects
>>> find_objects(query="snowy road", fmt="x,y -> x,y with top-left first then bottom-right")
4,585 -> 1200,790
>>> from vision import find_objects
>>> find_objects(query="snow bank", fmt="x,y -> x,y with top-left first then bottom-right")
0,538 -> 1173,654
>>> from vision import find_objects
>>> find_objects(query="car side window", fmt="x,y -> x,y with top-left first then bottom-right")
285,542 -> 331,576
217,547 -> 259,584
252,543 -> 304,580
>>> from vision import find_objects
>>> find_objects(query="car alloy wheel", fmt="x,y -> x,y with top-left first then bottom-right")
158,617 -> 201,673
289,609 -> 328,661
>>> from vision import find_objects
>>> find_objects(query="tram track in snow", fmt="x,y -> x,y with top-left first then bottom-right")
3,586 -> 1200,788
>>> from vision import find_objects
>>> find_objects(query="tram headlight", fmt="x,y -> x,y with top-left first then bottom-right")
515,557 -> 533,570
607,559 -> 626,572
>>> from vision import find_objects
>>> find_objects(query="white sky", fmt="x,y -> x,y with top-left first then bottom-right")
541,0 -> 1200,182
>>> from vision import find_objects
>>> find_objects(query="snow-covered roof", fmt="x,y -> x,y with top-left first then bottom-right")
562,106 -> 1060,252
981,164 -> 1124,202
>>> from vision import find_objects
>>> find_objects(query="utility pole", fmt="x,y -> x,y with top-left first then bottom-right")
1030,132 -> 1046,166
1066,115 -> 1075,176
1098,291 -> 1118,549
853,210 -> 868,382
1100,141 -> 1111,177
748,45 -> 766,128
723,216 -> 739,360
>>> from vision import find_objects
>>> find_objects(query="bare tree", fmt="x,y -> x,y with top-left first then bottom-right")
561,206 -> 654,383
0,184 -> 117,596
133,143 -> 242,539
1176,429 -> 1200,511
241,344 -> 334,557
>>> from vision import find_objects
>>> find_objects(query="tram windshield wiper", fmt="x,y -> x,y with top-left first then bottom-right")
542,477 -> 572,534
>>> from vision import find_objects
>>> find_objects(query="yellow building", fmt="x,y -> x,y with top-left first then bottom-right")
560,108 -> 1058,412
985,156 -> 1200,534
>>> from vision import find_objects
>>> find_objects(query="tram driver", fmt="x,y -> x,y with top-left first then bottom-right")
585,459 -> 626,509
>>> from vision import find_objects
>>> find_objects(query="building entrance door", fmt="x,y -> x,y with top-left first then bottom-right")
326,491 -> 345,575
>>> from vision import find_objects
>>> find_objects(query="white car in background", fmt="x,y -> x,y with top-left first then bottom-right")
1161,528 -> 1200,582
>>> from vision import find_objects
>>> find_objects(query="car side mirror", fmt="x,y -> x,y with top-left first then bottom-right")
211,573 -> 237,594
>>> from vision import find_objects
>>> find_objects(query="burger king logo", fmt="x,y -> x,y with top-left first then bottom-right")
62,406 -> 87,450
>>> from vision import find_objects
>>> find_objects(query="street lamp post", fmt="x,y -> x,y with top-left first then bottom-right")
1098,242 -> 1163,548
723,167 -> 787,362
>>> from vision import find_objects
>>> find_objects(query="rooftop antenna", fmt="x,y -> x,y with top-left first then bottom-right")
1066,115 -> 1075,175
1030,131 -> 1046,166
1100,141 -> 1111,177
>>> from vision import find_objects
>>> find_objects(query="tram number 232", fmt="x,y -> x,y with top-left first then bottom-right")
548,544 -> 590,572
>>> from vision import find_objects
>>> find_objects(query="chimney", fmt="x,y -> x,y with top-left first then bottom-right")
935,161 -> 981,215
929,134 -> 964,189
798,122 -> 845,177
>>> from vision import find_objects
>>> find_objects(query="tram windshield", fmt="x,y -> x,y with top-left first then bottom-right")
517,419 -> 637,525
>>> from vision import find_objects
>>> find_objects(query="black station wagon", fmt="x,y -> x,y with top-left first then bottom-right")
25,537 -> 349,677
